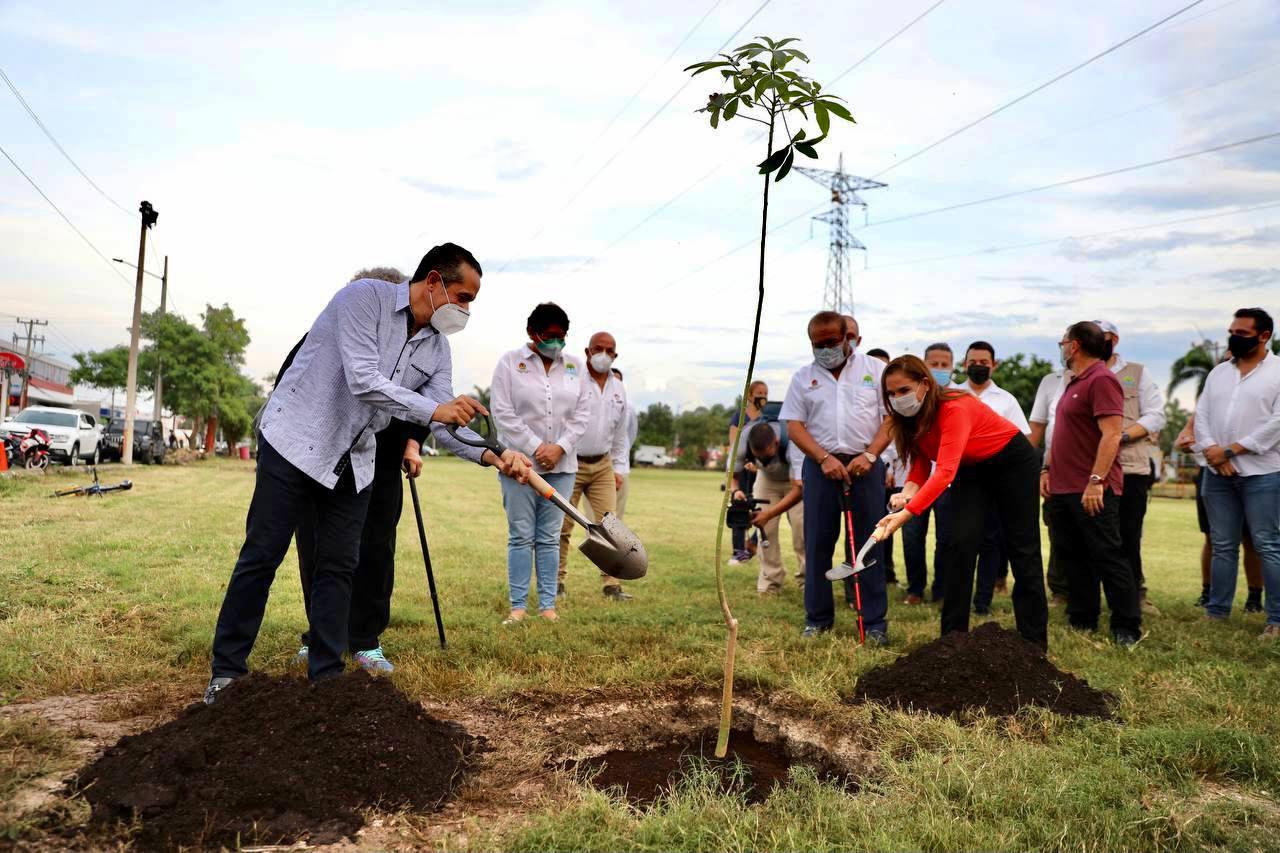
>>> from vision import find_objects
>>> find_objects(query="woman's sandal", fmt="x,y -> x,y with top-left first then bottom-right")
539,609 -> 560,622
502,609 -> 527,625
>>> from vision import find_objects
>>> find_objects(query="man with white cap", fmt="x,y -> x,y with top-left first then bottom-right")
1095,319 -> 1166,615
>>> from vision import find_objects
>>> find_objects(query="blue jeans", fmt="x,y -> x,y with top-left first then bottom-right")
1203,469 -> 1280,624
500,470 -> 574,611
801,457 -> 889,634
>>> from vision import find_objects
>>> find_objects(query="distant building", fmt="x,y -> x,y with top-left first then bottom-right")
1,343 -> 74,408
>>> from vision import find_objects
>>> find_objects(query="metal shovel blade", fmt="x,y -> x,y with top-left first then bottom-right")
825,535 -> 879,581
578,512 -> 648,580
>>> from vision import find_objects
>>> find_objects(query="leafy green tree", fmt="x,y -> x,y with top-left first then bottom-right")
686,35 -> 855,757
1159,398 -> 1190,459
69,346 -> 130,412
637,402 -> 675,448
472,385 -> 491,410
988,353 -> 1054,416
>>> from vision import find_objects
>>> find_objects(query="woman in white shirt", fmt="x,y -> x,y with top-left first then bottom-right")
490,302 -> 592,624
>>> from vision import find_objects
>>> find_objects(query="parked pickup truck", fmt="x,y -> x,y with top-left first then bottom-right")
101,418 -> 167,464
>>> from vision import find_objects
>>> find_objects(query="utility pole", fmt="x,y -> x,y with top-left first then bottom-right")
13,317 -> 48,409
153,255 -> 168,421
122,201 -> 158,465
795,154 -> 886,314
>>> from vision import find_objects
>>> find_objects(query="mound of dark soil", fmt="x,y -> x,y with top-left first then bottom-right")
578,729 -> 833,807
850,623 -> 1114,719
74,671 -> 478,850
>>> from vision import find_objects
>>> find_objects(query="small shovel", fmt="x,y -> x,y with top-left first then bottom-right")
825,534 -> 879,581
447,416 -> 648,580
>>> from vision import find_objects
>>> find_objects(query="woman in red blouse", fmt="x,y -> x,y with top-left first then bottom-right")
874,355 -> 1048,647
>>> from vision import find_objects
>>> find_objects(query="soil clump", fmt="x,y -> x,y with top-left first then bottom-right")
850,622 -> 1115,719
73,671 -> 478,850
577,728 -> 837,807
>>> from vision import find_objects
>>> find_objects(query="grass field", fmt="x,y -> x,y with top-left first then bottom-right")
2,457 -> 1279,851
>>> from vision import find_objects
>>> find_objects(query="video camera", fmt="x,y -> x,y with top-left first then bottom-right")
725,495 -> 770,549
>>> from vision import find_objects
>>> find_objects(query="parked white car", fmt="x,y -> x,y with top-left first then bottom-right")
0,405 -> 102,465
633,444 -> 676,467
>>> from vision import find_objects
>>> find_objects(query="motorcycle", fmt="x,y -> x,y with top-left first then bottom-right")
4,428 -> 52,469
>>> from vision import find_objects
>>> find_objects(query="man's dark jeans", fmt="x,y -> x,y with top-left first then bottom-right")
802,456 -> 888,633
973,508 -> 1005,611
298,425 -> 405,652
1119,472 -> 1154,596
903,489 -> 950,600
1046,490 -> 1140,636
212,435 -> 371,681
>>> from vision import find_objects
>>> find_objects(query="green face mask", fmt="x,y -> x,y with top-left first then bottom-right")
535,336 -> 565,358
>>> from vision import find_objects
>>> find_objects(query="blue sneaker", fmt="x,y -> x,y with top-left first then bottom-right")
353,647 -> 394,673
293,645 -> 309,666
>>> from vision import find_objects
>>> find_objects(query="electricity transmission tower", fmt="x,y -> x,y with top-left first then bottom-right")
795,154 -> 886,314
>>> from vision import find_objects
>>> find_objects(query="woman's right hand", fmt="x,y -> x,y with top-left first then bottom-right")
889,492 -> 908,511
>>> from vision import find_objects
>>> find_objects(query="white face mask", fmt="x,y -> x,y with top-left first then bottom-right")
890,388 -> 924,417
813,343 -> 848,371
428,283 -> 469,336
589,352 -> 615,373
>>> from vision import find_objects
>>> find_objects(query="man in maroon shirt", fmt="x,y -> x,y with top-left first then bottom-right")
1041,321 -> 1141,646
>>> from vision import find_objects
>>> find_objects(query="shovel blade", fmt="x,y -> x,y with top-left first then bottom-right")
577,512 -> 648,580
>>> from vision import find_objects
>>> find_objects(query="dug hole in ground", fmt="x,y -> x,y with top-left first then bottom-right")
8,623 -> 1114,850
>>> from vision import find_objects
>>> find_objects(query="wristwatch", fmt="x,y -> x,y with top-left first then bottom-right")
1224,448 -> 1237,459
863,451 -> 876,464
1088,474 -> 1104,485
1120,432 -> 1132,445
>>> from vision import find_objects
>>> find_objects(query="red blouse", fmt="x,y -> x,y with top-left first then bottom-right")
905,393 -> 1020,514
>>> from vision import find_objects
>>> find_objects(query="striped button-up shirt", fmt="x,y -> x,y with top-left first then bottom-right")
260,278 -> 484,491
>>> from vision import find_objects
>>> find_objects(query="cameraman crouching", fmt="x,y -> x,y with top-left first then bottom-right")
732,422 -> 805,595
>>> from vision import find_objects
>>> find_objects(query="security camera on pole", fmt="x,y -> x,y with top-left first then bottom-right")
122,200 -> 158,465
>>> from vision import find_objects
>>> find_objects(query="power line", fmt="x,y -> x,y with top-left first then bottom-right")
0,66 -> 133,217
500,0 -> 775,271
828,0 -> 950,86
870,0 -> 1209,179
862,130 -> 1280,229
0,143 -> 159,308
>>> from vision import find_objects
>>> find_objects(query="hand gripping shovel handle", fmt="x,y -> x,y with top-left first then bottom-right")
407,476 -> 447,649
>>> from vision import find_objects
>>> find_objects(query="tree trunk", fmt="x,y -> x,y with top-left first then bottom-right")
205,416 -> 218,454
714,111 -> 776,759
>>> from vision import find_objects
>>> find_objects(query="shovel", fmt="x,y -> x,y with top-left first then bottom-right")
446,416 -> 648,580
825,535 -> 879,581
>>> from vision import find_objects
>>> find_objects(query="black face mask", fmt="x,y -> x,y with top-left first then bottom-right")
967,364 -> 991,385
1228,333 -> 1261,358
1101,340 -> 1114,361
752,396 -> 767,409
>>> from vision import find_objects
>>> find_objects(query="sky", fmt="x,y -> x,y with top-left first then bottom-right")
2,0 -> 1278,416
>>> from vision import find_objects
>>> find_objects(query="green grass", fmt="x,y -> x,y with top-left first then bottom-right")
2,458 -> 1279,850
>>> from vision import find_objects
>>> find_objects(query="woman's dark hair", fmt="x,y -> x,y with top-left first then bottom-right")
527,302 -> 570,334
866,347 -> 890,360
882,354 -> 968,462
1065,321 -> 1106,358
410,242 -> 482,284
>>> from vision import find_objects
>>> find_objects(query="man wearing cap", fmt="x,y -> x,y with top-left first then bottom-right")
1093,320 -> 1166,615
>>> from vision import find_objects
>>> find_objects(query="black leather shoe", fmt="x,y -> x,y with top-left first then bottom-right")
866,630 -> 890,647
801,624 -> 831,639
1113,631 -> 1140,648
603,586 -> 634,601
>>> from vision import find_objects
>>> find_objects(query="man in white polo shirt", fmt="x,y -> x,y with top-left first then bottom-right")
1095,319 -> 1166,615
781,311 -> 893,642
1194,307 -> 1280,638
961,341 -> 1031,616
559,331 -> 634,601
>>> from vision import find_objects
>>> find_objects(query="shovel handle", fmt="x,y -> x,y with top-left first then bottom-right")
527,469 -> 596,529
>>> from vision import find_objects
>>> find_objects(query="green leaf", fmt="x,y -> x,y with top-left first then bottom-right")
787,48 -> 811,63
723,97 -> 738,120
815,101 -> 831,135
792,127 -> 807,142
739,41 -> 766,51
775,147 -> 796,182
757,144 -> 790,174
753,74 -> 771,100
774,37 -> 800,47
710,106 -> 721,128
821,99 -> 855,122
796,142 -> 818,159
759,35 -> 777,48
684,60 -> 732,75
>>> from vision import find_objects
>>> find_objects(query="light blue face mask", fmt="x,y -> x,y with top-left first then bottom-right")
930,368 -> 952,387
813,344 -> 848,371
534,336 -> 565,358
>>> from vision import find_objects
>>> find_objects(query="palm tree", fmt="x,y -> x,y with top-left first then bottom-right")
1168,341 -> 1218,399
472,385 -> 491,409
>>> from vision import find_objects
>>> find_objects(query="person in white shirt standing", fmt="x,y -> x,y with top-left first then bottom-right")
961,341 -> 1031,616
559,331 -> 635,601
781,311 -> 894,642
1194,307 -> 1280,637
1029,367 -> 1069,605
610,367 -> 638,520
490,303 -> 592,624
1093,320 -> 1167,616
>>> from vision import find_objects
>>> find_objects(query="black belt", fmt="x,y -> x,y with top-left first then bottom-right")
578,453 -> 607,464
832,452 -> 856,464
